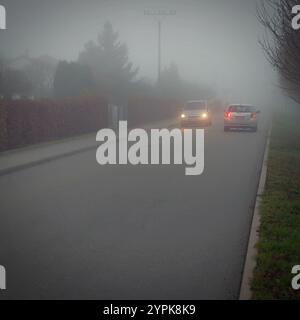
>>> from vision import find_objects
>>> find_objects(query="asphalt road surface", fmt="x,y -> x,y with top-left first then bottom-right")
0,111 -> 270,299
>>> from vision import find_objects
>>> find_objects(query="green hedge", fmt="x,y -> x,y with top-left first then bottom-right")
0,101 -> 8,151
0,96 -> 187,152
0,96 -> 108,151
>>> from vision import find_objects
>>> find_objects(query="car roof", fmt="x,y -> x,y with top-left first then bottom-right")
228,104 -> 255,107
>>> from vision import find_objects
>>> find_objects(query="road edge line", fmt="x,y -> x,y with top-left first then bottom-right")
239,124 -> 272,300
0,144 -> 97,177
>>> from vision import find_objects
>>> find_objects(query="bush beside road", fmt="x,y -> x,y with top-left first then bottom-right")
0,96 -> 184,153
0,97 -> 108,151
252,106 -> 300,300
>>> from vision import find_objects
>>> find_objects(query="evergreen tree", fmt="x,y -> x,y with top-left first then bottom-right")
78,21 -> 139,100
53,61 -> 95,98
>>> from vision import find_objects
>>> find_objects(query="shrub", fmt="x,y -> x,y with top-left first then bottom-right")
0,101 -> 8,151
2,96 -> 107,151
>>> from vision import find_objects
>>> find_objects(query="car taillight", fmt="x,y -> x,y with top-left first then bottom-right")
251,112 -> 257,119
224,112 -> 232,119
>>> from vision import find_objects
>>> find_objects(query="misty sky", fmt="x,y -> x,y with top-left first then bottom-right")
0,0 -> 281,104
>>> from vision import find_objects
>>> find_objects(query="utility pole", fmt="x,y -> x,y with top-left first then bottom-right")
144,9 -> 176,83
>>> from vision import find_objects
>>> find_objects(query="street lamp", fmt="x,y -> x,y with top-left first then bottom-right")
144,9 -> 176,82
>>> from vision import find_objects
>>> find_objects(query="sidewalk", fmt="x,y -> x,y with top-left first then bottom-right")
0,119 -> 177,176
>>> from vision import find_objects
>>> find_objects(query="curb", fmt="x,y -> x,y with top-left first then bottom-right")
0,119 -> 177,177
0,143 -> 97,177
239,125 -> 272,300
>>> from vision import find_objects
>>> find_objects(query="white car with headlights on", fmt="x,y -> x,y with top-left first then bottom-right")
181,100 -> 212,127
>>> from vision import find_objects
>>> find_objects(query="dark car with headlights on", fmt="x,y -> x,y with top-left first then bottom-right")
181,100 -> 212,127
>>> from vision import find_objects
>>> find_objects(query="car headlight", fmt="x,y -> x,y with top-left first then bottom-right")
202,113 -> 208,119
181,113 -> 186,119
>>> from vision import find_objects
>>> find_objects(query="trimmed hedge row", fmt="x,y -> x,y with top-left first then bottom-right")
0,97 -> 108,151
0,102 -> 8,151
0,96 -> 183,152
128,96 -> 182,127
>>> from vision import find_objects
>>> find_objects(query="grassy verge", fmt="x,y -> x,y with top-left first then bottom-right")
252,106 -> 300,300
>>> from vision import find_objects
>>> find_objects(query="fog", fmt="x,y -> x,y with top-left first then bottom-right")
1,0 -> 295,301
0,0 -> 282,106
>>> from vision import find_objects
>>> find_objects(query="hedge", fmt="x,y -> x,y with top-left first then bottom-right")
0,96 -> 188,152
0,96 -> 108,151
0,101 -> 8,151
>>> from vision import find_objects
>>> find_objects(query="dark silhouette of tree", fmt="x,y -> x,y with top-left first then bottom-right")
53,61 -> 95,98
158,63 -> 183,98
78,21 -> 139,101
182,81 -> 215,101
158,63 -> 214,100
0,67 -> 32,99
0,53 -> 58,99
258,0 -> 300,102
24,55 -> 58,98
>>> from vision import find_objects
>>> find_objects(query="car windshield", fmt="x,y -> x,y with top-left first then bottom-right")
228,105 -> 256,113
185,102 -> 207,110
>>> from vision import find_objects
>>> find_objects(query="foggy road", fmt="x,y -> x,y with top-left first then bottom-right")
0,112 -> 270,300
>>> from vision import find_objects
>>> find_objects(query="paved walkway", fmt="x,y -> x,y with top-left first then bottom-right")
0,119 -> 176,176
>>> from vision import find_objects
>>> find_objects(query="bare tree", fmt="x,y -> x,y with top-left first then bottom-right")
258,0 -> 300,102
